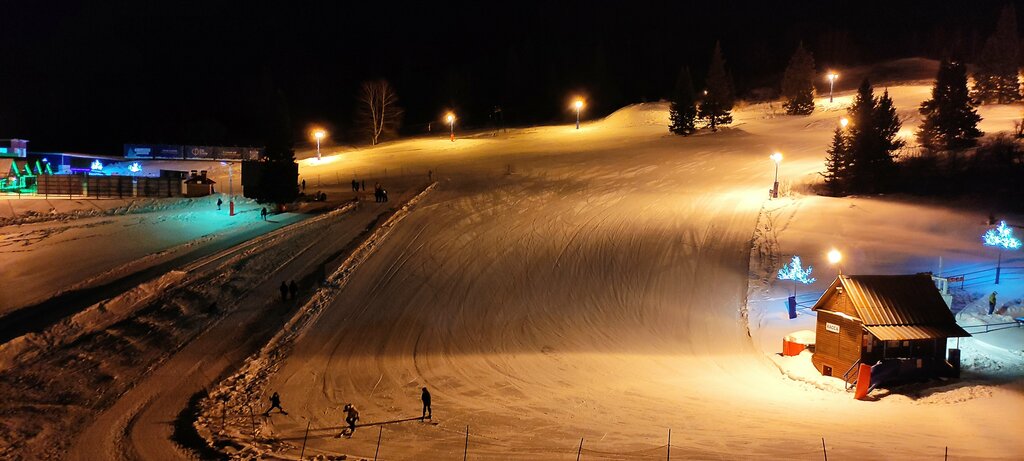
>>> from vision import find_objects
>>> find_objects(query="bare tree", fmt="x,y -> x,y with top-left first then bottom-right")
357,80 -> 403,145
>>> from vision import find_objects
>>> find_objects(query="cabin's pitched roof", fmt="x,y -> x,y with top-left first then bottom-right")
812,274 -> 970,340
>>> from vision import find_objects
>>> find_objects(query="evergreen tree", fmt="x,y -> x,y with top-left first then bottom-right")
821,127 -> 849,196
973,4 -> 1021,104
669,66 -> 698,135
918,59 -> 983,151
846,79 -> 903,193
781,42 -> 816,115
698,42 -> 734,131
845,78 -> 876,190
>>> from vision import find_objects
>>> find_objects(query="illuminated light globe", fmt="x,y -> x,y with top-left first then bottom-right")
984,220 -> 1021,284
128,162 -> 142,173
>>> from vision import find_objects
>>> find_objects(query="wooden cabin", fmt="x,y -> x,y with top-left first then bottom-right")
811,274 -> 969,383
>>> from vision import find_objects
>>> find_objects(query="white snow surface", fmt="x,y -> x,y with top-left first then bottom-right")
196,60 -> 1024,460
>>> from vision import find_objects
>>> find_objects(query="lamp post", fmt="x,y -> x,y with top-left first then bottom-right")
983,220 -> 1022,284
446,112 -> 456,142
827,72 -> 838,103
222,161 -> 235,216
573,98 -> 584,129
769,152 -> 783,199
839,117 -> 849,129
312,129 -> 326,160
827,248 -> 843,275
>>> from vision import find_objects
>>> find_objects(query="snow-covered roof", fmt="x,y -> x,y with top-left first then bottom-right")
812,274 -> 970,340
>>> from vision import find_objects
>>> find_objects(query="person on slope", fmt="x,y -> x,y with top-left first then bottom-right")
217,197 -> 223,210
262,391 -> 288,416
280,281 -> 289,301
341,403 -> 360,436
421,387 -> 432,420
989,291 -> 998,315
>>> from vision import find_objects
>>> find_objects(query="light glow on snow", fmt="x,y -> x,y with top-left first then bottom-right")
983,221 -> 1022,250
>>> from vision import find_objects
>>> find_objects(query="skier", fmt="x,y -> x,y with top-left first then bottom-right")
428,169 -> 433,182
421,387 -> 432,420
217,198 -> 223,210
352,179 -> 358,192
289,280 -> 298,300
263,391 -> 288,416
361,180 -> 366,192
989,291 -> 998,315
261,207 -> 268,220
341,403 -> 360,436
301,179 -> 306,191
280,281 -> 289,301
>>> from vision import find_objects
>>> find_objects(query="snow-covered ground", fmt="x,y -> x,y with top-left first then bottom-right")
5,59 -> 1024,460
192,61 -> 1024,460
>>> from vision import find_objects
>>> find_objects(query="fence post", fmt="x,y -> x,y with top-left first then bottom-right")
944,446 -> 948,461
373,425 -> 383,461
576,437 -> 584,461
299,421 -> 311,459
667,428 -> 671,461
821,437 -> 827,461
463,425 -> 470,461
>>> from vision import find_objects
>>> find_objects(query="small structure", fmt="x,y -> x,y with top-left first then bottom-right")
184,170 -> 216,197
0,139 -> 29,158
811,274 -> 969,385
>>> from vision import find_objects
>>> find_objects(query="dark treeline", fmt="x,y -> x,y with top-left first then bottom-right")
0,1 -> 1019,153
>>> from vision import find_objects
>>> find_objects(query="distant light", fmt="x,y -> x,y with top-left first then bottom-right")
42,158 -> 49,162
770,152 -> 783,164
573,98 -> 584,110
446,112 -> 455,124
312,129 -> 327,141
827,249 -> 842,265
839,117 -> 849,128
827,72 -> 839,82
90,159 -> 103,171
128,162 -> 142,173
778,256 -> 816,285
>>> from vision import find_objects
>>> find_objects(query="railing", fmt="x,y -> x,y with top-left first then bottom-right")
842,359 -> 863,391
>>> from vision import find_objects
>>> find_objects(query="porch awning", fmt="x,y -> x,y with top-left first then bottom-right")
864,324 -> 970,341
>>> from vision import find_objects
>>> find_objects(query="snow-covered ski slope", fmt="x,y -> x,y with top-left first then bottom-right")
230,60 -> 1024,459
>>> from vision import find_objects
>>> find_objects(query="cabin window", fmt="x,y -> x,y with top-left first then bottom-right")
903,341 -> 910,347
823,365 -> 833,376
887,340 -> 899,348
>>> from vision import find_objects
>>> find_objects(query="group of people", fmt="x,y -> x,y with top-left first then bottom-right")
279,280 -> 299,301
351,179 -> 365,192
260,387 -> 433,438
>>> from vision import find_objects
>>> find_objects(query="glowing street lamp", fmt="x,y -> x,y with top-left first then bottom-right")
312,129 -> 327,160
839,117 -> 849,129
573,98 -> 585,129
827,72 -> 839,103
769,152 -> 783,199
446,112 -> 456,142
827,248 -> 843,275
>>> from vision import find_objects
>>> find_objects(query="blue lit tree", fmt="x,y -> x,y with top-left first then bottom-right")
983,221 -> 1022,284
778,255 -> 817,296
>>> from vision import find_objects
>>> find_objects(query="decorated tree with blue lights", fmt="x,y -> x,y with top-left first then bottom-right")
983,220 -> 1022,284
778,255 -> 817,296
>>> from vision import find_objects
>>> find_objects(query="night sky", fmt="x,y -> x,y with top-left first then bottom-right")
0,1 -> 1016,154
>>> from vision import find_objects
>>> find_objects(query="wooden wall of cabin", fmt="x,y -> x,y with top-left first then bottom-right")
811,310 -> 863,377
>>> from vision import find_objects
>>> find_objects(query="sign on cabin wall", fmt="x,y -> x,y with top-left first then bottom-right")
825,322 -> 841,334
